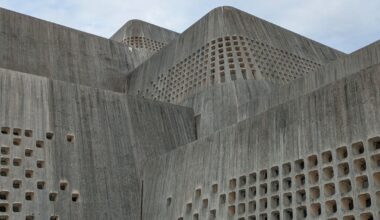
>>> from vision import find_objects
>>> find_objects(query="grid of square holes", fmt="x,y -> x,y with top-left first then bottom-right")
171,136 -> 380,220
122,36 -> 167,52
0,127 -> 79,220
140,35 -> 322,103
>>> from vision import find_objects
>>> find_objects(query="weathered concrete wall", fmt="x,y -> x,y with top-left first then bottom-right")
179,79 -> 276,137
0,67 -> 196,220
126,6 -> 344,103
0,8 -> 131,92
142,64 -> 380,220
239,40 -> 380,122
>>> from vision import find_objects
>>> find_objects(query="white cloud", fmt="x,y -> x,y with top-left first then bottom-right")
1,0 -> 380,52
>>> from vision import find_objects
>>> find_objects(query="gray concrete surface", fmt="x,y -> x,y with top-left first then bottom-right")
0,4 -> 379,220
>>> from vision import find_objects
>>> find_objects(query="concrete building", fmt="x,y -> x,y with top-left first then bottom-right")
0,5 -> 379,220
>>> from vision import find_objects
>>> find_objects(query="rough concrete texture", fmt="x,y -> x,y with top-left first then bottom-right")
0,4 -> 379,220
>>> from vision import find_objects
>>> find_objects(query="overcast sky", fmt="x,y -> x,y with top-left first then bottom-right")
1,0 -> 380,53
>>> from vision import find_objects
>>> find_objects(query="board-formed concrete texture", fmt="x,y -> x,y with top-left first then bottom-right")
0,4 -> 380,220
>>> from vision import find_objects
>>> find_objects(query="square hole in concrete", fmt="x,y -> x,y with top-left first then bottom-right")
49,192 -> 58,201
359,212 -> 373,220
238,203 -> 245,215
202,198 -> 208,208
0,168 -> 8,177
209,209 -> 216,219
296,206 -> 307,219
248,186 -> 256,198
37,181 -> 45,190
271,166 -> 279,178
283,192 -> 292,206
283,177 -> 292,190
248,200 -> 256,213
353,158 -> 367,173
270,180 -> 279,193
336,146 -> 348,161
259,198 -> 267,212
356,175 -> 369,191
271,211 -> 280,220
249,172 -> 256,184
295,159 -> 305,173
239,175 -> 247,187
352,141 -> 365,155
0,147 -> 9,155
337,162 -> 349,177
259,213 -> 268,220
0,203 -> 8,212
37,160 -> 45,168
324,183 -> 335,197
309,186 -> 320,201
358,193 -> 371,209
307,155 -> 318,169
12,203 -> 21,212
322,166 -> 334,180
343,215 -> 355,220
13,180 -> 21,189
24,130 -> 33,137
259,184 -> 267,196
339,179 -> 352,195
46,132 -> 54,140
296,190 -> 306,204
341,197 -> 354,211
282,162 -> 291,176
371,154 -> 380,169
219,194 -> 226,205
12,128 -> 21,136
238,189 -> 246,201
25,170 -> 33,178
368,136 -> 380,152
211,183 -> 218,193
283,208 -> 293,220
228,192 -> 236,204
325,200 -> 337,216
259,170 -> 267,181
310,203 -> 321,217
25,149 -> 33,157
295,174 -> 305,188
195,188 -> 201,199
60,181 -> 68,190
36,140 -> 44,148
229,178 -> 237,190
25,192 -> 34,201
1,127 -> 10,135
13,138 -> 21,146
0,192 -> 8,201
322,151 -> 333,164
308,170 -> 319,185
12,158 -> 21,166
228,205 -> 235,216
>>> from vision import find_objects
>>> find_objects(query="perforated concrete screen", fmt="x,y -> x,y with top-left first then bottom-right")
0,5 -> 380,220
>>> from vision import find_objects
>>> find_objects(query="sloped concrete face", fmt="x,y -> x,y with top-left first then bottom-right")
0,8 -> 132,92
0,4 -> 379,220
111,19 -> 180,69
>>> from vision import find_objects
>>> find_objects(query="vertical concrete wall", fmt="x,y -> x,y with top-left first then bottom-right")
142,65 -> 380,220
0,68 -> 195,220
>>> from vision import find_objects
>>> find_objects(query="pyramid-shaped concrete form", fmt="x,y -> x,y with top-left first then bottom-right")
0,5 -> 379,220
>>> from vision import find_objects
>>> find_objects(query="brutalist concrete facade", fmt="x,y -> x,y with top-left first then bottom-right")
0,5 -> 379,220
